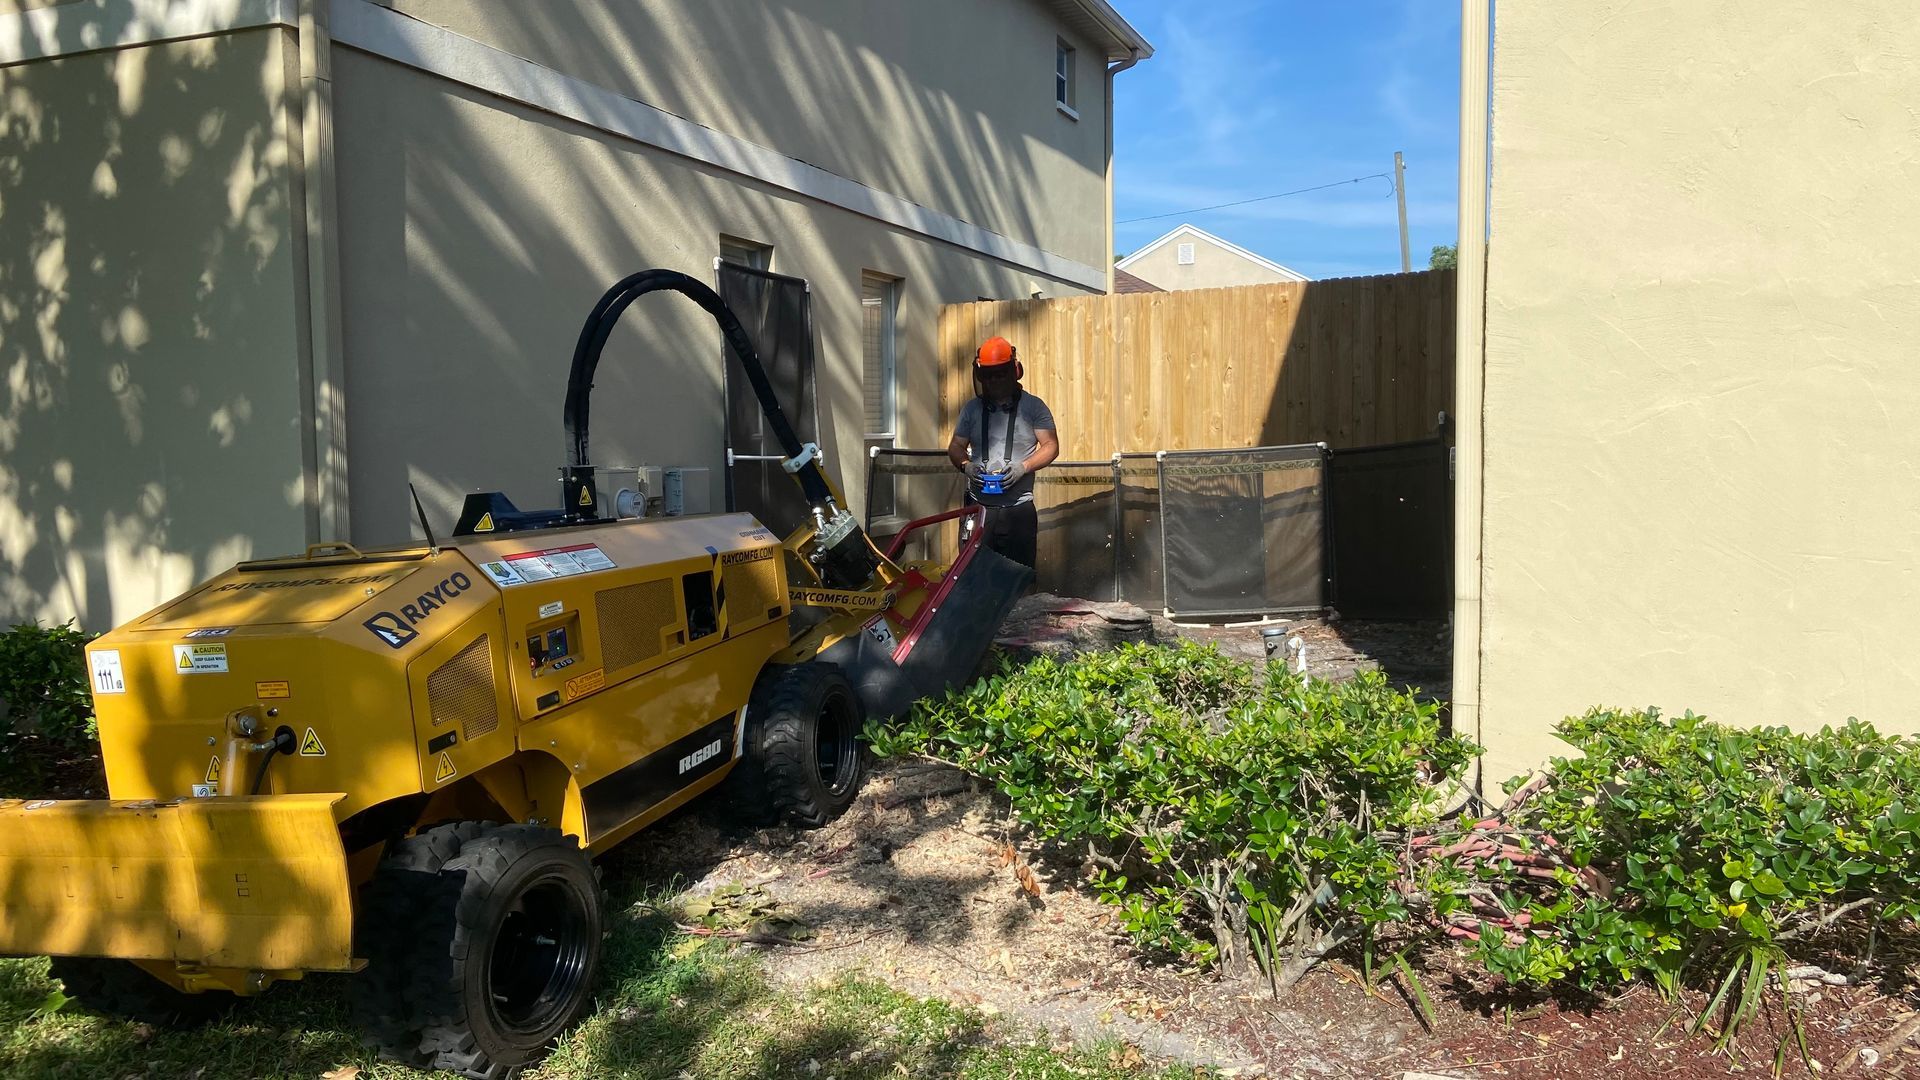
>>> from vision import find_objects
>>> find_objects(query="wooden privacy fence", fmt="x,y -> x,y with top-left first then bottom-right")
936,270 -> 1455,457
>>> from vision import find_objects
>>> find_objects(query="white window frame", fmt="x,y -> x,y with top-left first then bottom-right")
861,272 -> 904,530
1055,38 -> 1079,119
719,234 -> 772,272
1177,242 -> 1196,265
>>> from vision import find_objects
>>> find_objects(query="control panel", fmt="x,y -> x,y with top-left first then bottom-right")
526,611 -> 583,679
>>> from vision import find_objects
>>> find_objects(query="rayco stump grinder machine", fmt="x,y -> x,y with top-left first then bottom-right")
0,270 -> 1030,1077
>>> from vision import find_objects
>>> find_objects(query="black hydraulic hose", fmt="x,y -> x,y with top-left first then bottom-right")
248,726 -> 296,796
572,271 -> 805,460
564,270 -> 830,505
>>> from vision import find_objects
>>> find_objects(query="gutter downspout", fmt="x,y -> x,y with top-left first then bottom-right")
1105,49 -> 1142,295
1452,0 -> 1491,793
295,0 -> 351,543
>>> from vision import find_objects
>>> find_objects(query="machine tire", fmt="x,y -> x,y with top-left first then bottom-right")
405,824 -> 604,1080
354,820 -> 492,1063
49,956 -> 228,1027
736,662 -> 867,828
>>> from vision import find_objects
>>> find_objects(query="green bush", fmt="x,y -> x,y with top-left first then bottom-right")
1482,708 -> 1920,1047
869,642 -> 1479,987
0,622 -> 100,795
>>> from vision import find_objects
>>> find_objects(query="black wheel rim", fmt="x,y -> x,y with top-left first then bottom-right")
484,871 -> 594,1037
815,687 -> 859,796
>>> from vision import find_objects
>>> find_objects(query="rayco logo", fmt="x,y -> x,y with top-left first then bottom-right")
362,572 -> 473,649
677,740 -> 724,776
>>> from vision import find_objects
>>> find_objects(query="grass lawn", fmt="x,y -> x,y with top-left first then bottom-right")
0,886 -> 1204,1080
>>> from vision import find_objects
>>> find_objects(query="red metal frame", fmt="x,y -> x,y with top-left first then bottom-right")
880,505 -> 989,663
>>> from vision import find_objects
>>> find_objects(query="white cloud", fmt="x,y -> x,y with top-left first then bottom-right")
1376,0 -> 1460,138
1155,9 -> 1286,167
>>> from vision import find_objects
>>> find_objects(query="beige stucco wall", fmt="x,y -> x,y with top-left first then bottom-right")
0,28 -> 310,629
1477,0 -> 1920,782
332,47 -> 1093,546
1123,231 -> 1297,291
372,0 -> 1111,271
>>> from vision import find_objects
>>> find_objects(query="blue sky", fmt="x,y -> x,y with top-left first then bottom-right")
1112,0 -> 1461,280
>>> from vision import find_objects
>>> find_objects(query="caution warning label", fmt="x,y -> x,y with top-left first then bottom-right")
299,727 -> 326,757
173,643 -> 229,674
434,752 -> 458,784
564,668 -> 605,703
205,756 -> 222,785
474,512 -> 496,532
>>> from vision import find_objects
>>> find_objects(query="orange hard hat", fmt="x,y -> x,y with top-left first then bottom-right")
975,336 -> 1017,367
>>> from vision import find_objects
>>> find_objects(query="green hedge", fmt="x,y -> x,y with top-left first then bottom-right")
0,622 -> 100,796
1481,708 -> 1920,1048
872,643 -> 1920,1059
868,642 -> 1479,987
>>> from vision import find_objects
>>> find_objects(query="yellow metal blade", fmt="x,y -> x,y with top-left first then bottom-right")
0,794 -> 354,972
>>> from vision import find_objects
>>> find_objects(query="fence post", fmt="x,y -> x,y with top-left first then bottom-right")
1317,442 -> 1336,612
1109,453 -> 1123,603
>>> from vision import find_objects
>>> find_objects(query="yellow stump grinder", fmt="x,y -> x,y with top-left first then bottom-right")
0,271 -> 1031,1077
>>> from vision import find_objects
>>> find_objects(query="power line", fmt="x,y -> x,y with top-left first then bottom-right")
1116,172 -> 1395,225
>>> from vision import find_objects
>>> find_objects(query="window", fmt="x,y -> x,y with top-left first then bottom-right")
1177,242 -> 1196,265
861,272 -> 901,521
1055,39 -> 1077,116
719,235 -> 771,272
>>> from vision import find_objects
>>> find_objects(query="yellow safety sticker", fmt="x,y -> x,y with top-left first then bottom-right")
173,643 -> 228,674
578,486 -> 594,507
205,756 -> 222,785
434,752 -> 457,784
299,727 -> 326,757
256,680 -> 291,699
474,512 -> 495,532
564,668 -> 606,703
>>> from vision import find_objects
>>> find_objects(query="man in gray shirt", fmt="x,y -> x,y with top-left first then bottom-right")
945,336 -> 1059,569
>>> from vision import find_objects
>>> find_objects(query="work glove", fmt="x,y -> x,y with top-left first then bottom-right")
962,459 -> 986,479
1001,459 -> 1027,486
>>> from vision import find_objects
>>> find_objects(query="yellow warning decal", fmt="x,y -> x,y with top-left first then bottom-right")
205,756 -> 222,785
172,643 -> 229,674
475,512 -> 495,532
578,486 -> 594,507
434,752 -> 457,784
564,668 -> 606,703
256,680 -> 291,699
299,727 -> 326,757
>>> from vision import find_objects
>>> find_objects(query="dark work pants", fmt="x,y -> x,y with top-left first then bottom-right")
965,497 -> 1038,570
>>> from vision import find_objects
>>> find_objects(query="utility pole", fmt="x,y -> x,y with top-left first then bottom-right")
1394,151 -> 1411,273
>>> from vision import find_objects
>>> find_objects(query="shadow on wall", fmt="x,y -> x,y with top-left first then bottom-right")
0,30 -> 309,631
1255,271 -> 1456,452
334,22 -> 1069,547
381,0 -> 1061,264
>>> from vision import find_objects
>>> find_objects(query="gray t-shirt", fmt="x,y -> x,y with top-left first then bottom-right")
953,392 -> 1056,506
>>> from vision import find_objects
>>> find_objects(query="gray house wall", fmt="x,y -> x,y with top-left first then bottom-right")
0,28 -> 311,628
0,0 -> 1134,629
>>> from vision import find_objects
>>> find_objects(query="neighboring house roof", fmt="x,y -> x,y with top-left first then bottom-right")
1046,0 -> 1155,61
1116,223 -> 1309,282
1113,269 -> 1164,294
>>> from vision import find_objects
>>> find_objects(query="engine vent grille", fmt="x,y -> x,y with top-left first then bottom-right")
428,634 -> 498,739
596,578 -> 675,675
724,552 -> 784,630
